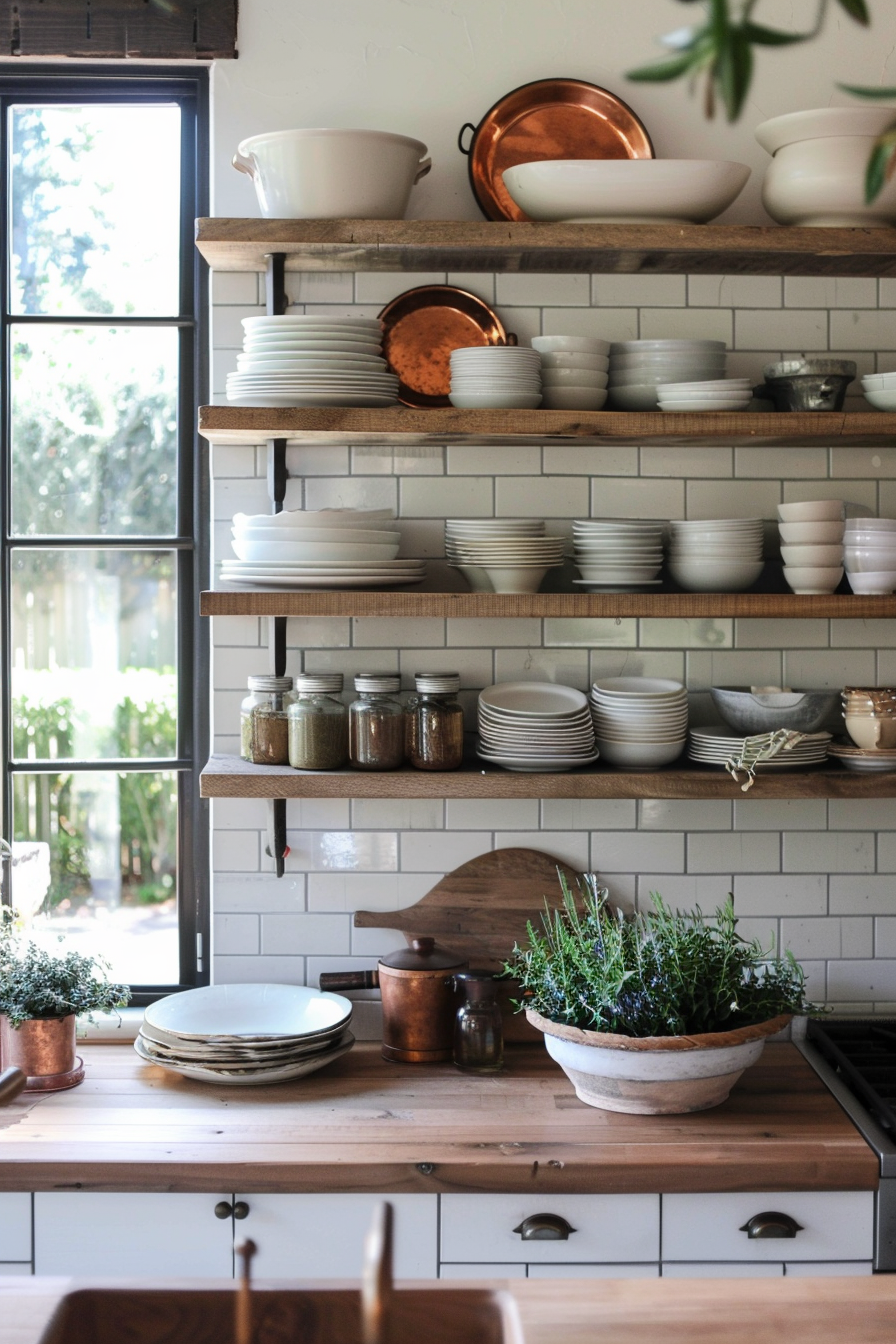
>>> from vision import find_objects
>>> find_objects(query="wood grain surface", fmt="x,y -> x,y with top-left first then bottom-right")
0,1043 -> 877,1195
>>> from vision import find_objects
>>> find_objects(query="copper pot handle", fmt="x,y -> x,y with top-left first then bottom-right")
457,122 -> 476,155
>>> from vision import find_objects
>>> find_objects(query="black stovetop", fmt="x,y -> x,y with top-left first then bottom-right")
808,1018 -> 896,1135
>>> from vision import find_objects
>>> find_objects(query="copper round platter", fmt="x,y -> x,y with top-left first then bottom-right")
459,76 -> 654,222
379,285 -> 508,407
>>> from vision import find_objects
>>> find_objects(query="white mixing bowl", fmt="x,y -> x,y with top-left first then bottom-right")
502,159 -> 750,223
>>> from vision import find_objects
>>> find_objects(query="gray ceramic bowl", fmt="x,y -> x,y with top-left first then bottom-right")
709,686 -> 841,735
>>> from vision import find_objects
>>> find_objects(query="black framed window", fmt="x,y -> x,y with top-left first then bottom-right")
0,67 -> 209,1002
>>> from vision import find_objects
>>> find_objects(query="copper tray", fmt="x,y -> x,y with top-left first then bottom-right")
459,76 -> 654,221
379,285 -> 507,407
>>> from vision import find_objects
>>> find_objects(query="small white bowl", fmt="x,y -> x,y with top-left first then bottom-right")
848,571 -> 896,594
532,335 -> 611,356
608,385 -> 661,412
778,521 -> 845,544
482,564 -> 551,594
659,398 -> 750,412
783,565 -> 844,594
777,500 -> 845,523
594,738 -> 686,770
232,539 -> 400,563
541,387 -> 608,411
541,368 -> 609,388
669,558 -> 764,592
539,352 -> 610,372
780,544 -> 844,566
611,339 -> 727,353
449,391 -> 542,409
863,388 -> 896,411
844,517 -> 896,532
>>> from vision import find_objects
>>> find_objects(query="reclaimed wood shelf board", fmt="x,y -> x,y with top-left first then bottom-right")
201,589 -> 896,618
194,219 -> 896,277
198,405 -> 896,447
199,754 -> 896,801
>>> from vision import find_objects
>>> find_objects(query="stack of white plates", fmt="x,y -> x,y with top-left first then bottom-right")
657,378 -> 752,413
590,677 -> 688,770
668,518 -> 764,593
861,370 -> 896,411
608,340 -> 728,412
688,728 -> 831,771
226,315 -> 399,407
449,346 -> 542,409
222,508 -> 426,588
571,517 -> 665,590
531,336 -> 610,410
444,518 -> 563,594
477,682 -> 598,772
134,983 -> 354,1087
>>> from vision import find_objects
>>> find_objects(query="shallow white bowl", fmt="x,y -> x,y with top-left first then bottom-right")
660,399 -> 750,412
577,567 -> 663,582
235,526 -> 400,546
542,388 -> 608,410
232,539 -> 400,563
848,571 -> 896,594
482,564 -> 551,593
780,544 -> 844,566
778,521 -> 845,544
783,565 -> 844,594
502,158 -> 750,223
593,677 -> 686,697
541,368 -> 609,388
777,500 -> 844,523
657,379 -> 751,393
595,738 -> 686,769
449,391 -> 542,409
480,682 -> 589,717
532,335 -> 611,356
145,983 -> 352,1039
234,508 -> 394,530
669,558 -> 764,592
609,358 -> 727,378
540,352 -> 610,372
611,338 -> 726,354
863,389 -> 896,411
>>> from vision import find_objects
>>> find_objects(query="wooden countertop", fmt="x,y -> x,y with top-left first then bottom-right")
5,1274 -> 896,1344
0,1042 -> 876,1194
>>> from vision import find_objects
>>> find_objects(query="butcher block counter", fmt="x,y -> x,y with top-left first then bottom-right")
0,1040 -> 877,1194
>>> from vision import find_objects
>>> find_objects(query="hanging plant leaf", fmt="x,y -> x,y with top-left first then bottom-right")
627,48 -> 707,83
865,126 -> 896,202
836,0 -> 870,24
742,22 -> 810,46
839,83 -> 896,99
718,27 -> 754,121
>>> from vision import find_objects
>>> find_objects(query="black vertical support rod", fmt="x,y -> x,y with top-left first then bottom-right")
265,254 -> 289,878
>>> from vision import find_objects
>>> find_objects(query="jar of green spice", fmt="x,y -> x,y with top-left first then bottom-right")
287,673 -> 349,771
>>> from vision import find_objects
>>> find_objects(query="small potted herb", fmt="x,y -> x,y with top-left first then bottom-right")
0,910 -> 130,1092
506,873 -> 813,1115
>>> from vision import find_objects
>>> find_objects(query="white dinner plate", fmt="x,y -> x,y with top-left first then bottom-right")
227,393 -> 399,407
221,572 -> 427,588
134,1032 -> 355,1085
476,747 -> 601,772
479,682 -> 589,717
144,983 -> 353,1040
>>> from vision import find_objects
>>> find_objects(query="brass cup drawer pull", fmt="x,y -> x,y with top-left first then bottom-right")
214,1201 -> 233,1220
739,1211 -> 804,1239
234,1201 -> 250,1220
513,1213 -> 576,1241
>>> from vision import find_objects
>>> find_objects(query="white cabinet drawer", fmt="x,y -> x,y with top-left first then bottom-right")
527,1263 -> 659,1279
662,1192 -> 874,1263
236,1194 -> 437,1280
663,1261 -> 784,1278
439,1264 -> 527,1280
785,1261 -> 873,1276
440,1194 -> 659,1265
0,1194 -> 31,1261
0,1264 -> 32,1276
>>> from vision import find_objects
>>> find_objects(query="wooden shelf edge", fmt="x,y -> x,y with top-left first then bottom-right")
200,754 -> 896,800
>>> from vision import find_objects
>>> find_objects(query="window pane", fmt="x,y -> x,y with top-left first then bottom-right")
11,770 -> 179,985
10,104 -> 181,316
11,325 -> 178,537
11,549 -> 177,761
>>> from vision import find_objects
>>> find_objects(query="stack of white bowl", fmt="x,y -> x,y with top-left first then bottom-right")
861,371 -> 896,411
608,340 -> 728,411
571,518 -> 665,590
590,677 -> 689,770
777,499 -> 845,596
223,508 -> 427,589
844,517 -> 896,595
227,315 -> 399,407
448,345 -> 542,409
668,519 -> 765,593
477,681 -> 598,773
531,336 -> 610,410
444,518 -> 564,594
656,378 -> 752,412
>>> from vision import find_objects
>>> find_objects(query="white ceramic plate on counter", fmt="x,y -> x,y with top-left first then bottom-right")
143,982 -> 353,1041
134,1032 -> 355,1085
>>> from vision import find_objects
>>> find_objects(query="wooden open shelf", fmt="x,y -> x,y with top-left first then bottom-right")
199,406 -> 896,448
195,219 -> 896,277
201,754 -> 896,800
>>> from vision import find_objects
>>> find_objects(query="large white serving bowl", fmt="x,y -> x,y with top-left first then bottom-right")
783,565 -> 844,594
669,558 -> 764,591
780,544 -> 844,566
611,339 -> 726,354
232,539 -> 401,563
533,335 -> 611,356
778,520 -> 845,544
145,983 -> 352,1040
777,499 -> 844,523
234,509 -> 395,529
235,527 -> 400,546
848,571 -> 896,594
541,368 -> 609,388
542,388 -> 608,410
480,681 -> 588,716
540,352 -> 610,372
503,159 -> 750,224
233,127 -> 431,219
595,738 -> 686,769
863,388 -> 896,411
609,365 -> 726,388
610,349 -> 727,368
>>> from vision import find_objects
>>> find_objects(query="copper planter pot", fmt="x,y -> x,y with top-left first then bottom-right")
0,1014 -> 84,1092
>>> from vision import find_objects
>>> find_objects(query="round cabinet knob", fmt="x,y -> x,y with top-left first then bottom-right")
739,1211 -> 804,1239
214,1201 -> 233,1220
513,1213 -> 576,1241
233,1201 -> 250,1221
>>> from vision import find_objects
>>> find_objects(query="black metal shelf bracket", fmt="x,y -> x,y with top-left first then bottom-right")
266,253 -> 290,878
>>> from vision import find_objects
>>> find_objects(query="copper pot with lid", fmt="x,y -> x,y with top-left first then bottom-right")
320,937 -> 467,1063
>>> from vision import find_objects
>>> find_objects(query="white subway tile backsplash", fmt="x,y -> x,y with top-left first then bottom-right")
688,832 -> 780,874
591,831 -> 685,874
543,307 -> 636,341
400,831 -> 490,871
784,277 -> 877,309
214,913 -> 260,956
734,800 -> 827,831
445,799 -> 540,830
591,478 -> 685,519
733,875 -> 827,916
215,874 -> 306,914
828,960 -> 896,1000
494,830 -> 589,870
640,446 -> 732,479
830,309 -> 896,350
734,618 -> 828,649
351,799 -> 444,830
639,618 -> 732,650
447,443 -> 541,475
261,913 -> 351,956
494,646 -> 589,688
448,617 -> 541,647
640,308 -> 733,344
636,874 -> 731,907
688,275 -> 782,308
830,877 -> 896,916
281,832 -> 399,872
780,917 -> 873,961
783,832 -> 875,874
216,955 -> 306,985
497,476 -> 587,517
735,308 -> 826,350
496,273 -> 589,306
639,800 -> 731,831
545,618 -> 637,648
594,274 -> 686,307
543,799 -> 637,830
401,475 -> 493,518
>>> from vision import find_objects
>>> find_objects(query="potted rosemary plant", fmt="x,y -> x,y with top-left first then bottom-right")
506,873 -> 813,1115
0,911 -> 130,1092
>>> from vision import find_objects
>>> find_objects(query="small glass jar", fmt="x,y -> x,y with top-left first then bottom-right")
240,675 -> 295,765
287,673 -> 349,771
349,673 -> 405,770
453,972 -> 504,1073
406,672 -> 465,771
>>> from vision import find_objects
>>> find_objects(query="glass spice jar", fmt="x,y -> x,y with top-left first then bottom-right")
240,675 -> 295,765
406,672 -> 465,771
453,972 -> 504,1073
349,673 -> 405,770
287,673 -> 349,770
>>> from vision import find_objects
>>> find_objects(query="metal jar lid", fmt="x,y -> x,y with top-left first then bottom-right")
295,673 -> 344,693
247,675 -> 294,693
355,673 -> 401,694
380,936 -> 466,971
414,672 -> 461,694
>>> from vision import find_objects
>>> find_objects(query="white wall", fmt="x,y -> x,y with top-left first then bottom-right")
208,0 -> 896,1025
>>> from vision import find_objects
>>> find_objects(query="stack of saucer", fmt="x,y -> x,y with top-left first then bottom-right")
657,378 -> 752,412
688,727 -> 831,771
668,518 -> 764,593
531,336 -> 610,410
449,345 -> 542,409
477,681 -> 598,773
444,518 -> 563,594
571,518 -> 665,590
590,677 -> 689,770
227,315 -> 399,407
609,340 -> 727,411
777,500 -> 845,596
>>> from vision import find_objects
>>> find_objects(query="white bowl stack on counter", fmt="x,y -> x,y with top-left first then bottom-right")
608,340 -> 728,411
668,518 -> 764,593
656,378 -> 753,413
861,370 -> 896,411
448,345 -> 542,409
223,508 -> 426,589
476,681 -> 598,773
590,678 -> 689,770
444,518 -> 564,594
135,983 -> 354,1087
227,315 -> 399,407
843,517 -> 896,595
571,517 -> 665,590
531,336 -> 610,410
777,499 -> 844,596
688,727 -> 832,772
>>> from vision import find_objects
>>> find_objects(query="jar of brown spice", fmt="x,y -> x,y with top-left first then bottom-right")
406,672 -> 465,771
349,673 -> 405,770
240,675 -> 295,765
